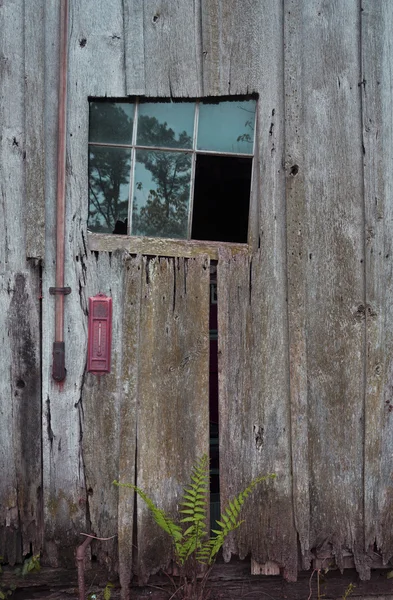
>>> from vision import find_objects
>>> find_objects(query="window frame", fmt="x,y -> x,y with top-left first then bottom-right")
87,96 -> 258,259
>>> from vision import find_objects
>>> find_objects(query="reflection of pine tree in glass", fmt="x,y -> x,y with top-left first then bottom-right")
88,103 -> 132,232
133,116 -> 192,238
89,105 -> 192,237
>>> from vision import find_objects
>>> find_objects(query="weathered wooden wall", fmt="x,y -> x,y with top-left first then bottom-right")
286,0 -> 366,578
0,0 -> 44,566
2,0 -> 393,598
362,0 -> 393,568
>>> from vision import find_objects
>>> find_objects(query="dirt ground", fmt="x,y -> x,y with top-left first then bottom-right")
5,563 -> 393,600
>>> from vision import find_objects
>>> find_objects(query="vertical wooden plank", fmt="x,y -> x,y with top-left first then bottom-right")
140,0 -> 203,97
287,0 -> 366,577
123,0 -> 145,95
217,249 -> 298,580
136,256 -> 209,583
0,274 -> 20,565
0,0 -> 43,567
42,0 -> 127,565
0,0 -> 25,270
201,0 -> 281,97
69,0 -> 126,99
284,0 -> 310,569
8,271 -> 42,558
0,270 -> 42,564
41,0 -> 63,564
81,251 -> 126,569
202,0 -> 245,96
362,0 -> 393,563
24,0 -> 45,260
118,254 -> 142,600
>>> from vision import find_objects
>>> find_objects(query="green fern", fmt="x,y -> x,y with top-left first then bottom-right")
103,581 -> 114,600
197,473 -> 275,564
113,480 -> 184,558
177,455 -> 210,564
114,454 -> 275,571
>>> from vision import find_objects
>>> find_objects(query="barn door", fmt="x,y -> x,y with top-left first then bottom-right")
129,255 -> 210,583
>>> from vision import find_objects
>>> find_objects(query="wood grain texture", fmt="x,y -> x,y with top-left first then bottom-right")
69,0 -> 126,98
3,0 -> 393,584
117,254 -> 143,600
217,248 -> 297,580
0,273 -> 21,565
136,256 -> 209,583
362,0 -> 393,564
88,232 -> 249,260
0,270 -> 42,564
24,0 -> 45,260
41,0 -> 65,564
284,0 -> 310,569
0,0 -> 43,567
285,0 -> 366,577
8,271 -> 42,558
123,0 -> 145,96
81,251 -> 127,570
0,0 -> 25,270
139,0 -> 202,98
201,0 -> 282,97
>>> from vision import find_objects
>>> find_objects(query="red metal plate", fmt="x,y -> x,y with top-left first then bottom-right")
87,293 -> 112,374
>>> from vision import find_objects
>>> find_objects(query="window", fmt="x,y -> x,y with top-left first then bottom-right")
88,97 -> 256,244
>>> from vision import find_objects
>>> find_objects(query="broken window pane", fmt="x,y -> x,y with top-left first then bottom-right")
88,96 -> 257,244
197,99 -> 256,154
88,146 -> 131,233
132,150 -> 192,239
191,154 -> 252,243
137,102 -> 194,149
89,102 -> 134,145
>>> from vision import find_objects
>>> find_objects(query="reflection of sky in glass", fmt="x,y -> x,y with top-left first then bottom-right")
89,102 -> 134,144
88,146 -> 131,233
137,102 -> 194,148
88,98 -> 257,239
197,100 -> 256,154
132,150 -> 191,239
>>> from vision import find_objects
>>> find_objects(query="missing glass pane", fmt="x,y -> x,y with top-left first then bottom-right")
191,154 -> 252,243
198,99 -> 255,154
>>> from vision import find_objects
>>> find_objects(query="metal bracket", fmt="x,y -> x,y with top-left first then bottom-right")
49,287 -> 71,295
52,341 -> 66,381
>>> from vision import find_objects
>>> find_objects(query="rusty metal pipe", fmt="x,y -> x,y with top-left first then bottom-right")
76,535 -> 94,600
52,0 -> 69,381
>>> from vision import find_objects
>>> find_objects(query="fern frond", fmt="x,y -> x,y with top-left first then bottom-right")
114,466 -> 276,573
197,473 -> 276,565
177,454 -> 210,563
113,481 -> 183,553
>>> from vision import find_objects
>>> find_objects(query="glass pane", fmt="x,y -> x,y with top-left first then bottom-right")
197,99 -> 256,154
137,101 -> 194,149
89,102 -> 134,145
131,150 -> 192,238
88,146 -> 131,233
